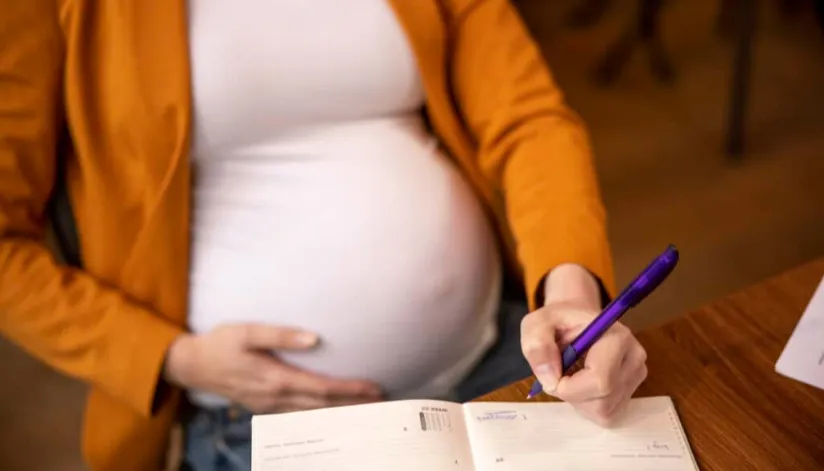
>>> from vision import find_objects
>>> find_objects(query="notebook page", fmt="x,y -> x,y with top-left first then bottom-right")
251,400 -> 474,471
462,396 -> 698,471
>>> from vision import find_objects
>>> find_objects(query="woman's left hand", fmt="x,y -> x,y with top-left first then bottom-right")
520,265 -> 648,427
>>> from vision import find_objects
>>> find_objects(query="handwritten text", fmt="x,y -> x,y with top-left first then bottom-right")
476,410 -> 520,421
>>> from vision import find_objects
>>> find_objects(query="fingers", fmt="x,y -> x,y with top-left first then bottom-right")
249,355 -> 382,399
572,361 -> 648,427
521,307 -> 595,393
554,326 -> 634,402
238,355 -> 384,413
521,303 -> 648,427
621,337 -> 648,372
240,323 -> 319,350
276,364 -> 383,399
557,329 -> 648,427
521,311 -> 562,391
245,393 -> 329,414
283,393 -> 380,411
627,361 -> 649,395
246,392 -> 380,414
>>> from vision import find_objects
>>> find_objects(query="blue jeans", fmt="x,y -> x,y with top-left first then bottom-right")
181,299 -> 532,471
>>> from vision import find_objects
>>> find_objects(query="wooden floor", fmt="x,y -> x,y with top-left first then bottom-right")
1,1 -> 823,470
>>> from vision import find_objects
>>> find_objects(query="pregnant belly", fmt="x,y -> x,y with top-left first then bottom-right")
187,118 -> 501,402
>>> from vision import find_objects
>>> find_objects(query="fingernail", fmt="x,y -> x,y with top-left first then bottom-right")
535,364 -> 559,393
297,333 -> 318,347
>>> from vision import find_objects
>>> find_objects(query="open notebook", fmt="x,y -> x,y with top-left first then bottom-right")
251,396 -> 698,471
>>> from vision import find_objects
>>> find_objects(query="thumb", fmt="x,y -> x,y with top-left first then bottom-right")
520,310 -> 563,394
239,324 -> 320,351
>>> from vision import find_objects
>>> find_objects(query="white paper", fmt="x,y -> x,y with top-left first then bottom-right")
775,275 -> 824,390
251,400 -> 474,471
462,397 -> 698,471
251,397 -> 698,471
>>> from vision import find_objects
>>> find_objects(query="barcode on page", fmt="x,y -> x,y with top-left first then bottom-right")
418,407 -> 451,432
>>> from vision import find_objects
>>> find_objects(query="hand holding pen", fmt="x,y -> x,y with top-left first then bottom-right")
520,245 -> 679,426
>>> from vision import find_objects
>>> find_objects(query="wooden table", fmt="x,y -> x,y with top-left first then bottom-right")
479,258 -> 824,470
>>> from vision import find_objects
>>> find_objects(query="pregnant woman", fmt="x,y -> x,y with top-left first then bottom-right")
0,1 -> 648,471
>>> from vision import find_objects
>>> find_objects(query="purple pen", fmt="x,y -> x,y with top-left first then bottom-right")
526,245 -> 679,399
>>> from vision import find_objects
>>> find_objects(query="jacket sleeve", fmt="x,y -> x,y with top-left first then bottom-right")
445,0 -> 615,308
0,0 -> 184,416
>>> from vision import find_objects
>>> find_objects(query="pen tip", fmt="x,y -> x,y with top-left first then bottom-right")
525,393 -> 534,400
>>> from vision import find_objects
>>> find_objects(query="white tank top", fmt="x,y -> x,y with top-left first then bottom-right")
186,0 -> 502,406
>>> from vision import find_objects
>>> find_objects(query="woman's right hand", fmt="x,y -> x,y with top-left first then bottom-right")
162,323 -> 384,413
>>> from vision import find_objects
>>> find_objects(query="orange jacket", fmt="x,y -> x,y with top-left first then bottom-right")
0,0 -> 614,469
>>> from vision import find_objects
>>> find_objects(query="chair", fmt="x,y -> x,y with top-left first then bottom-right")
591,0 -> 675,85
572,0 -> 759,159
